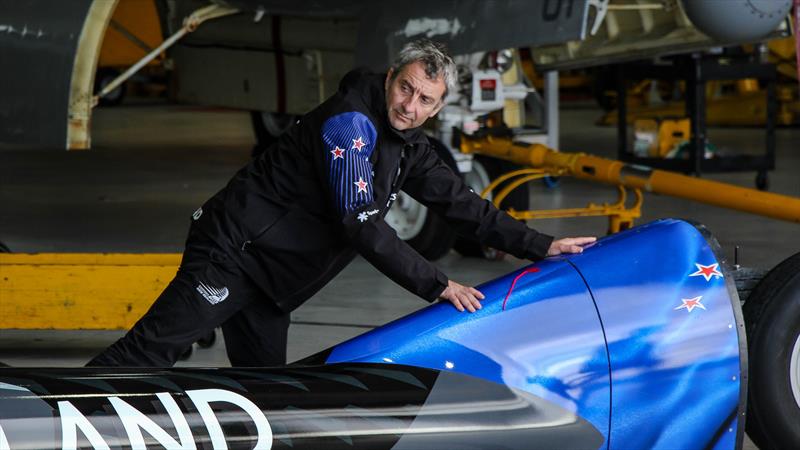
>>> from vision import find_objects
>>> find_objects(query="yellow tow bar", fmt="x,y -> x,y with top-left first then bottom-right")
479,166 -> 643,233
460,133 -> 800,228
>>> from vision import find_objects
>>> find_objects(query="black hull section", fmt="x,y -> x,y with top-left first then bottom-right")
0,363 -> 602,449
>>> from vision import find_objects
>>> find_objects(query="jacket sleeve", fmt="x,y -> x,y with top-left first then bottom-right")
401,144 -> 554,260
321,112 -> 448,301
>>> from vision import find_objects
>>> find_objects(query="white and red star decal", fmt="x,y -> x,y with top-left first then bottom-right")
354,177 -> 369,193
330,146 -> 344,160
689,263 -> 723,282
352,136 -> 366,151
674,295 -> 706,313
671,261 -> 722,315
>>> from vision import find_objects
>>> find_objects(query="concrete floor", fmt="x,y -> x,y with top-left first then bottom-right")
1,100 -> 797,449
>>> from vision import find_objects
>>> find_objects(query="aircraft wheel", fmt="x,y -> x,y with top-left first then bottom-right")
743,251 -> 800,450
95,68 -> 126,107
250,111 -> 297,158
454,155 -> 529,259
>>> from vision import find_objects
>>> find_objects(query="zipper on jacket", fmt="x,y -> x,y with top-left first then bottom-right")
384,146 -> 406,213
394,147 -> 406,188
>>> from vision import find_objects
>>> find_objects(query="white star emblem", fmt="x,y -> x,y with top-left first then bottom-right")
674,296 -> 706,313
689,263 -> 723,282
352,136 -> 366,151
354,177 -> 369,193
357,212 -> 369,222
330,146 -> 344,160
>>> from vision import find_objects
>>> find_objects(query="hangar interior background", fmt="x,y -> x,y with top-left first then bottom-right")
0,1 -> 799,449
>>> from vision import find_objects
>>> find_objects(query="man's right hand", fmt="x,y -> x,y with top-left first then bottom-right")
439,280 -> 485,313
546,236 -> 597,256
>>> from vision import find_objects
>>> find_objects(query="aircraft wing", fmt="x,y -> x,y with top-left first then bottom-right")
216,0 -> 590,68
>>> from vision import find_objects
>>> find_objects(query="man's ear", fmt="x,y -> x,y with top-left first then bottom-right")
429,100 -> 446,118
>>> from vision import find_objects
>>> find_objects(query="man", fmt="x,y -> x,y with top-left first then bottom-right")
88,39 -> 594,368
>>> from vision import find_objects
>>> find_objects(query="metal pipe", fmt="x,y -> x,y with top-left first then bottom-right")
460,135 -> 800,223
93,4 -> 239,105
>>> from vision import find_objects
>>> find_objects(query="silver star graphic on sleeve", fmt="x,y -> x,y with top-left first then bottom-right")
354,177 -> 369,193
352,136 -> 366,151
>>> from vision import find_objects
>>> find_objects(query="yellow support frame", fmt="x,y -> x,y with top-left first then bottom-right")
459,133 -> 800,223
0,253 -> 179,330
479,168 -> 642,233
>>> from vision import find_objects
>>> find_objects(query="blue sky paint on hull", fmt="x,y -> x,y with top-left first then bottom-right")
324,219 -> 745,450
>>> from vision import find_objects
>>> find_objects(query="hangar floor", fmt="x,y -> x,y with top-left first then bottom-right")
1,100 -> 797,448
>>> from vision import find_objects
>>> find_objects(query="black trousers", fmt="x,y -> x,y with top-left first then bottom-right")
86,232 -> 290,367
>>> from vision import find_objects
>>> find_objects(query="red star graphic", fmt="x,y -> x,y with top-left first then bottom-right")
330,146 -> 344,160
354,177 -> 369,193
352,136 -> 366,151
689,263 -> 723,282
674,296 -> 706,313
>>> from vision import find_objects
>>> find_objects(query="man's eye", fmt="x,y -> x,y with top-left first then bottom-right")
401,84 -> 410,93
421,97 -> 433,105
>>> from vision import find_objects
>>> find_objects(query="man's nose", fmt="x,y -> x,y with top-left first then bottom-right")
401,95 -> 418,112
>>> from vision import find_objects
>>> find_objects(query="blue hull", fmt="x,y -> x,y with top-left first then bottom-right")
0,219 -> 745,449
324,218 -> 746,450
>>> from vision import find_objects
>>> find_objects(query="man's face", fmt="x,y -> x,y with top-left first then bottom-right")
384,61 -> 447,131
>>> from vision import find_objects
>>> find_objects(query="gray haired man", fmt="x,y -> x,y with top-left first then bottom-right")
88,39 -> 594,368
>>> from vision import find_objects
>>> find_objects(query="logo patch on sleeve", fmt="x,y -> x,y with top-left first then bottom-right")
357,209 -> 380,223
196,282 -> 229,304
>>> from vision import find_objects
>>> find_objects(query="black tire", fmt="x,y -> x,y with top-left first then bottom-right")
732,266 -> 768,304
250,111 -> 297,158
742,251 -> 800,450
197,329 -> 217,348
405,212 -> 456,260
402,138 -> 457,260
95,68 -> 126,107
453,155 -> 530,258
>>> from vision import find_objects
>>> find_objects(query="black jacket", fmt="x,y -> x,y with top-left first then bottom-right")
191,69 -> 553,312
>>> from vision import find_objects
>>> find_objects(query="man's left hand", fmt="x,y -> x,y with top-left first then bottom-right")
546,236 -> 597,256
439,280 -> 485,313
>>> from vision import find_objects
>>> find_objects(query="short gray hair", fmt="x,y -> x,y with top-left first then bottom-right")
389,39 -> 457,100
